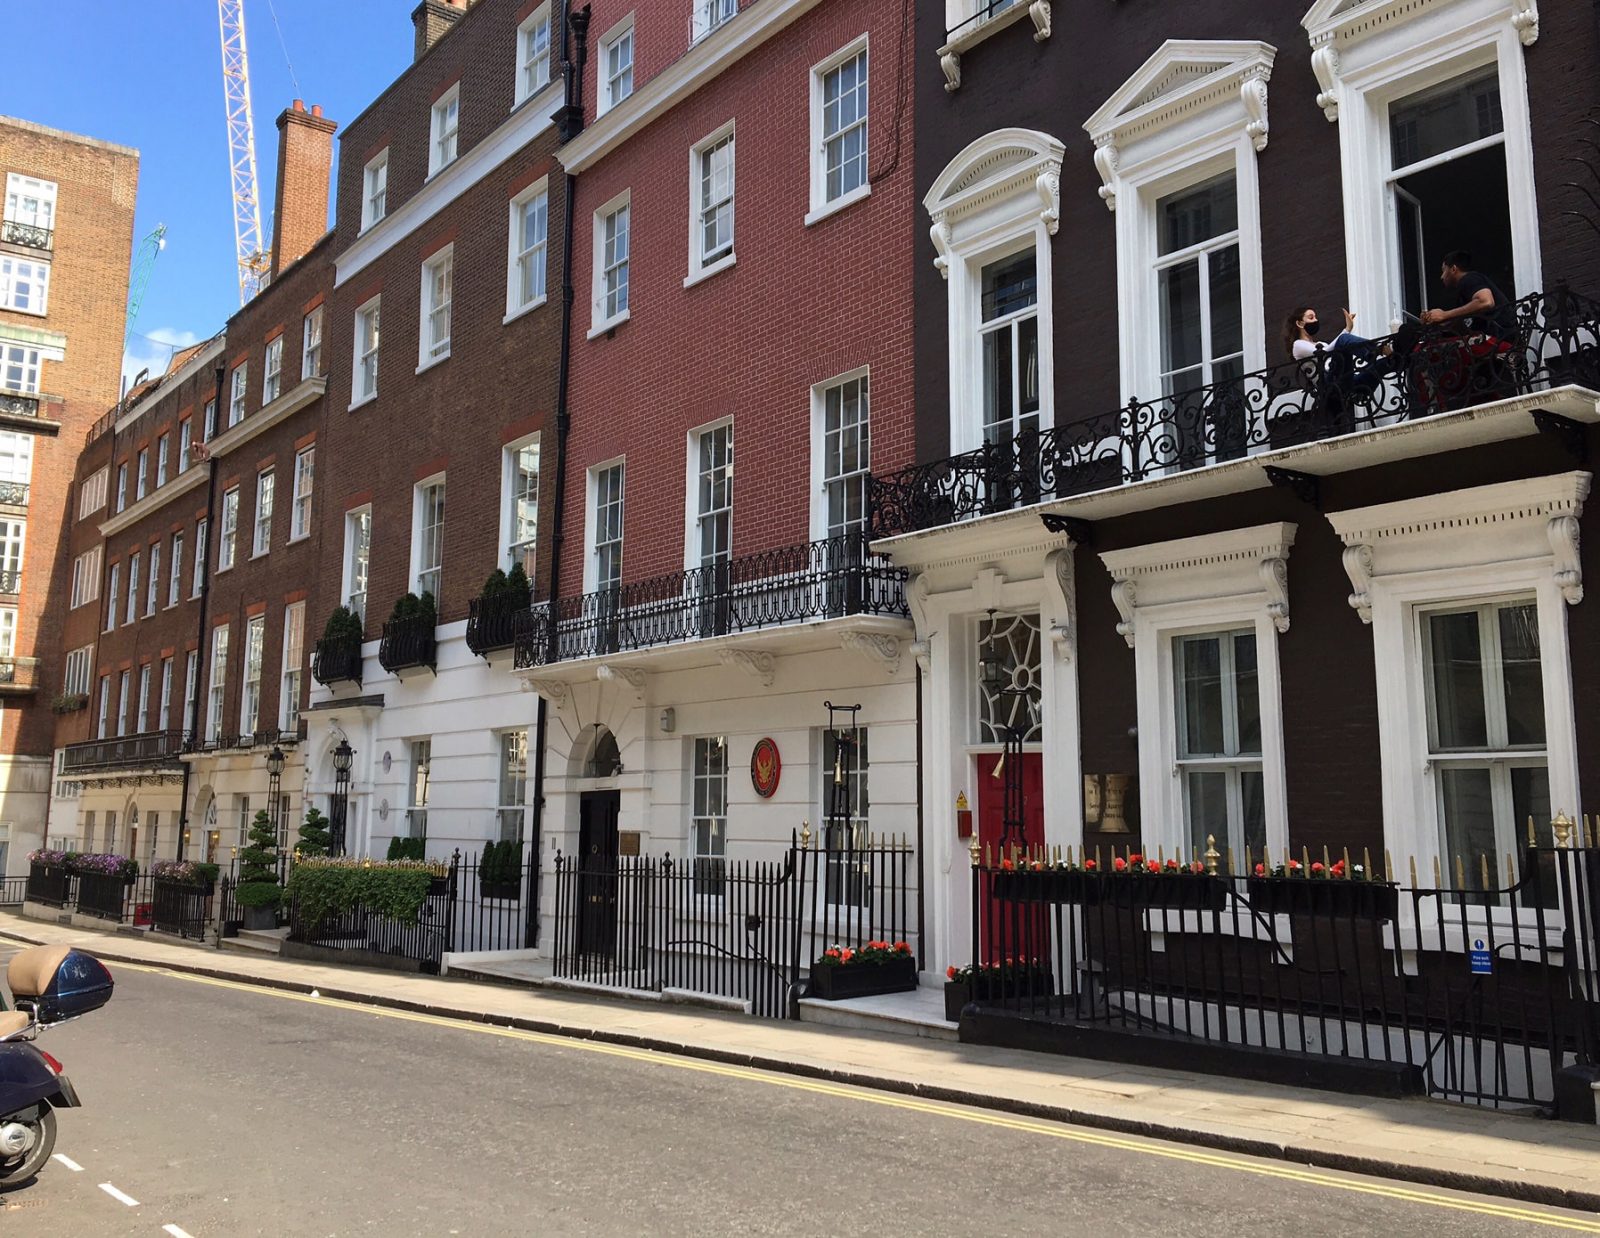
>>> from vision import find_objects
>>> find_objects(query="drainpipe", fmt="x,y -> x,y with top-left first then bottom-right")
176,362 -> 226,860
525,2 -> 590,947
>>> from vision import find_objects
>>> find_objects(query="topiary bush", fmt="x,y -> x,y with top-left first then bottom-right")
236,808 -> 282,910
297,806 -> 332,857
386,835 -> 425,862
322,605 -> 364,645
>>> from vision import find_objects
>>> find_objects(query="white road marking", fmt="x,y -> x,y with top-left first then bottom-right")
50,1153 -> 82,1171
163,1225 -> 197,1238
98,1182 -> 139,1206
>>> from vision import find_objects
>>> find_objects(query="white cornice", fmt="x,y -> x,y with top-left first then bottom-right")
334,81 -> 563,289
114,339 -> 225,436
556,0 -> 827,173
100,376 -> 327,540
925,127 -> 1065,278
1327,471 -> 1589,546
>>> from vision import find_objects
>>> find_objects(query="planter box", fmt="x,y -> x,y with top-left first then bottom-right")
808,955 -> 917,1001
243,904 -> 279,931
1246,878 -> 1400,921
480,877 -> 520,900
945,970 -> 1056,1021
1100,874 -> 1227,911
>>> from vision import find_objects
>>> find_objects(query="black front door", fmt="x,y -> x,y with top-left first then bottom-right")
576,790 -> 620,958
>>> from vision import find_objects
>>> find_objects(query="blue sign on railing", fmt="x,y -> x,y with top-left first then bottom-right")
1469,938 -> 1493,975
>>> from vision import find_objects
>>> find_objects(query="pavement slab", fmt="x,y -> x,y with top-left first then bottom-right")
3,912 -> 1599,1215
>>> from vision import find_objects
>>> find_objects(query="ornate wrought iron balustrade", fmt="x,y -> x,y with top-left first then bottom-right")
311,633 -> 363,686
0,481 -> 27,506
466,592 -> 528,657
0,219 -> 53,250
515,534 -> 909,669
378,613 -> 437,674
0,570 -> 21,594
0,392 -> 40,420
61,728 -> 187,774
870,287 -> 1600,539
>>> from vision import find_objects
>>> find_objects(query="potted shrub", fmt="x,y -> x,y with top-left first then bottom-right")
313,606 -> 365,685
479,839 -> 523,900
386,836 -> 426,862
467,566 -> 532,656
807,940 -> 917,1001
379,591 -> 438,673
297,807 -> 333,858
235,808 -> 283,930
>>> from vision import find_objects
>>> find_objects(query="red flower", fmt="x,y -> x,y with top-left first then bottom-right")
1311,862 -> 1325,875
1190,861 -> 1205,875
1331,860 -> 1346,877
1113,857 -> 1128,872
1129,853 -> 1144,866
1165,859 -> 1180,871
1288,859 -> 1302,872
946,965 -> 957,980
1254,863 -> 1266,877
1031,860 -> 1043,871
840,948 -> 854,963
1084,859 -> 1098,871
824,947 -> 842,960
999,858 -> 1015,872
895,941 -> 911,954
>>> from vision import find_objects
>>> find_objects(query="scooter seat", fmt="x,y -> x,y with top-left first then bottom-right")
6,945 -> 70,1000
0,1010 -> 29,1039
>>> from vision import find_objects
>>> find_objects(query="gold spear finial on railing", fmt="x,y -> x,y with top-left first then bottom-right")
968,831 -> 982,866
1204,834 -> 1220,876
1528,815 -> 1538,847
800,820 -> 812,849
1553,813 -> 1575,848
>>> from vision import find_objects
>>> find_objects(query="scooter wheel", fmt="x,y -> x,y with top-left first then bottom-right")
0,1108 -> 57,1186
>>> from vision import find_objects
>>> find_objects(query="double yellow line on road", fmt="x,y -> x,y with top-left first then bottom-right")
115,959 -> 1600,1233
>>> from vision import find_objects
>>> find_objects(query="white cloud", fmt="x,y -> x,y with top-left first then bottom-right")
121,328 -> 205,394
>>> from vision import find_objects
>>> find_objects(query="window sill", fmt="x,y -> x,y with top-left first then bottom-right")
215,564 -> 234,576
249,550 -> 270,562
359,217 -> 385,236
587,310 -> 631,340
348,393 -> 378,413
0,304 -> 46,319
503,296 -> 548,325
425,160 -> 457,182
287,532 -> 311,546
684,253 -> 736,289
416,351 -> 451,376
805,183 -> 871,228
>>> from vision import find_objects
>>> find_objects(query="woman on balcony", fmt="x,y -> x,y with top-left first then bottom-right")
1284,306 -> 1392,398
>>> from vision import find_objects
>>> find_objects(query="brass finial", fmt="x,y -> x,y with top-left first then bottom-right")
968,831 -> 982,866
800,819 -> 812,849
1204,834 -> 1220,876
1553,813 -> 1575,848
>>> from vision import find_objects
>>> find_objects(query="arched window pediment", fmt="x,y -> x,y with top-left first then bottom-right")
924,128 -> 1066,278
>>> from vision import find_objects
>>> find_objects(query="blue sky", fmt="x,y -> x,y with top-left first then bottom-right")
0,2 -> 416,387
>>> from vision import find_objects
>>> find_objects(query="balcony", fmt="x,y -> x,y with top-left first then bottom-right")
61,729 -> 187,776
187,724 -> 305,754
514,534 -> 909,670
466,591 -> 527,658
0,392 -> 39,420
0,657 -> 38,695
0,481 -> 27,507
869,288 -> 1600,541
378,612 -> 437,676
311,632 -> 363,687
0,219 -> 53,251
0,570 -> 19,595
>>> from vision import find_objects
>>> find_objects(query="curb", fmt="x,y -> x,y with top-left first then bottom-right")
4,925 -> 1597,1215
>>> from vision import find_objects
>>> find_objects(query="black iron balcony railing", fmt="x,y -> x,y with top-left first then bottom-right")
0,570 -> 19,595
379,613 -> 437,674
466,590 -> 530,658
947,0 -> 1024,40
0,219 -> 53,250
0,481 -> 27,506
869,287 -> 1600,540
61,729 -> 187,775
186,725 -> 304,754
0,657 -> 37,691
514,534 -> 909,670
311,632 -> 363,687
0,392 -> 39,420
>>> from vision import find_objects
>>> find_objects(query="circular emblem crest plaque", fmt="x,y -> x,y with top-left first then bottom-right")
750,738 -> 781,798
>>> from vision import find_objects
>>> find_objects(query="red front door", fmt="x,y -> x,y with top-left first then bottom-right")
976,750 -> 1045,860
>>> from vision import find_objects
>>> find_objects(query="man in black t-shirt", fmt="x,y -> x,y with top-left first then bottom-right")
1422,250 -> 1517,342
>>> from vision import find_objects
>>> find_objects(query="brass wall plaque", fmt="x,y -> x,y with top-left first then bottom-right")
618,831 -> 641,857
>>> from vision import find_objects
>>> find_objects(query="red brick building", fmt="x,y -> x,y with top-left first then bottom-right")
0,117 -> 138,874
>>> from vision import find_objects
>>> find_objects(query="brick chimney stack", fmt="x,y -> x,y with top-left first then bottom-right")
413,0 -> 470,61
269,99 -> 337,279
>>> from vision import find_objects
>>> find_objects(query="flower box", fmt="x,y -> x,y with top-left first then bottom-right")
943,969 -> 1055,1021
808,955 -> 918,1001
1095,873 -> 1227,911
1246,877 -> 1400,920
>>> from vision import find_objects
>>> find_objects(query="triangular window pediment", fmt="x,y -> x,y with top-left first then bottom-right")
1085,40 -> 1276,146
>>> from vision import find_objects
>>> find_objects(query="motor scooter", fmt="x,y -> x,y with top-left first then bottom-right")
0,945 -> 113,1185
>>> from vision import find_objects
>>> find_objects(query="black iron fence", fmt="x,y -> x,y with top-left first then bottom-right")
0,481 -> 28,506
61,729 -> 186,775
25,863 -> 71,908
286,873 -> 454,973
515,535 -> 908,668
966,839 -> 1600,1114
0,875 -> 28,906
311,632 -> 363,686
152,877 -> 213,940
551,832 -> 918,1019
466,593 -> 527,657
378,613 -> 437,674
74,872 -> 131,922
870,287 -> 1600,539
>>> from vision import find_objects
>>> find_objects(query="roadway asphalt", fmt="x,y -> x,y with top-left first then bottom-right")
1,944 -> 1595,1237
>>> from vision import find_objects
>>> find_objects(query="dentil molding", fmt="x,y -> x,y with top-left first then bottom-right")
925,128 -> 1065,279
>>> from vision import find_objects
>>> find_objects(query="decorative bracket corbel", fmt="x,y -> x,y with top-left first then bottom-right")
1310,40 -> 1340,122
1092,139 -> 1118,212
1044,547 -> 1076,661
841,631 -> 902,676
1341,544 -> 1374,624
941,51 -> 961,94
1036,168 -> 1061,235
1260,557 -> 1291,634
597,664 -> 647,690
1110,578 -> 1137,648
1028,0 -> 1051,42
523,678 -> 568,706
719,647 -> 776,687
909,638 -> 932,675
1549,514 -> 1584,605
1511,0 -> 1539,46
1241,70 -> 1270,153
930,218 -> 952,280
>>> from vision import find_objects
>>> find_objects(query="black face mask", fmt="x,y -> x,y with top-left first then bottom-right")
1302,319 -> 1322,338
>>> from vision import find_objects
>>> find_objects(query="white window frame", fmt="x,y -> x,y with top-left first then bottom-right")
690,735 -> 729,897
70,546 -> 102,609
135,448 -> 149,501
515,4 -> 553,107
599,17 -> 635,116
229,363 -> 248,427
240,614 -> 265,736
96,675 -> 110,740
361,151 -> 389,231
4,173 -> 56,233
684,418 -> 734,574
1100,522 -> 1296,861
589,191 -> 632,337
177,421 -> 192,475
281,601 -> 305,733
1084,42 -> 1273,404
207,624 -> 230,742
183,650 -> 198,740
302,306 -> 324,379
497,728 -> 530,843
124,551 -> 140,626
687,122 -> 736,284
145,541 -> 160,615
1303,0 -> 1541,330
0,343 -> 43,395
501,434 -> 540,574
406,739 -> 432,841
1328,472 -> 1585,920
192,518 -> 208,598
116,669 -> 130,738
169,532 -> 183,606
807,37 -> 871,224
351,296 -> 381,408
156,433 -> 169,487
0,256 -> 50,316
105,562 -> 119,632
418,245 -> 454,370
218,488 -> 239,572
925,129 -> 1062,456
158,657 -> 173,732
136,663 -> 151,734
79,466 -> 108,518
808,367 -> 871,542
506,179 -> 550,321
115,464 -> 127,513
263,336 -> 283,404
64,646 -> 93,698
290,446 -> 314,541
430,85 -> 461,176
691,0 -> 739,44
412,477 -> 446,599
585,459 -> 625,594
253,469 -> 274,557
344,506 -> 372,619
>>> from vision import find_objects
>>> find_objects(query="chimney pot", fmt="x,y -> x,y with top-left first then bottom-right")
292,98 -> 304,112
311,104 -> 322,118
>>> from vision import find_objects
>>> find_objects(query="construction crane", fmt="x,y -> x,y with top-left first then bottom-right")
218,0 -> 269,305
123,222 -> 168,343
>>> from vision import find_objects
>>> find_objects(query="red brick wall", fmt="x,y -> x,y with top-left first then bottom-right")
560,0 -> 915,594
